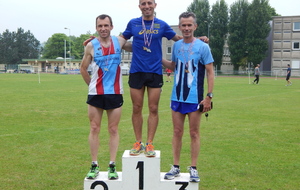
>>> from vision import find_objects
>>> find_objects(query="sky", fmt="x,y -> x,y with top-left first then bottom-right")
1,0 -> 299,43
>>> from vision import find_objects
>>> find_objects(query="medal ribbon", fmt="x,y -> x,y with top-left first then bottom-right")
182,38 -> 195,63
142,19 -> 154,49
181,38 -> 195,72
99,37 -> 112,70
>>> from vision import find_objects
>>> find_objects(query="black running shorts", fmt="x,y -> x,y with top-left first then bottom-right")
86,94 -> 123,110
128,72 -> 163,89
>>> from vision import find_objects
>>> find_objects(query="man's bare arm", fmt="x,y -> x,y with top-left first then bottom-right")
162,59 -> 175,71
80,43 -> 93,85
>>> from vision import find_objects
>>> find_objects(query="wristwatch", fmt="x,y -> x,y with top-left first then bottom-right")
207,93 -> 213,98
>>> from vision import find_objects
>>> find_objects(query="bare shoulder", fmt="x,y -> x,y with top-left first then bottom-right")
86,41 -> 94,51
83,42 -> 94,58
116,36 -> 127,46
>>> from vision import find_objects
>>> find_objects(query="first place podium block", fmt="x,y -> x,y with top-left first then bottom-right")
84,150 -> 199,190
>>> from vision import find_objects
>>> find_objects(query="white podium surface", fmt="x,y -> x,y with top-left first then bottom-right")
84,150 -> 199,190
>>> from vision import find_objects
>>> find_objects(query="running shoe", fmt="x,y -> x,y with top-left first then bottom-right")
129,142 -> 145,156
145,142 -> 156,157
108,164 -> 118,180
164,165 -> 180,180
188,166 -> 200,182
86,164 -> 99,179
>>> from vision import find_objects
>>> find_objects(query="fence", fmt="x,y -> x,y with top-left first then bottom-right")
215,69 -> 300,77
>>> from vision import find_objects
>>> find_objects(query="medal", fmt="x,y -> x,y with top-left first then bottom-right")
181,38 -> 195,74
142,18 -> 154,53
143,46 -> 151,52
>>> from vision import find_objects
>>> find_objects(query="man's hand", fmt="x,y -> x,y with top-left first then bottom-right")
199,97 -> 212,112
83,36 -> 96,46
199,36 -> 209,44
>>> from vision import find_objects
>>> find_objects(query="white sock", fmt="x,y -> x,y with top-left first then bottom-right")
92,161 -> 98,166
109,161 -> 115,165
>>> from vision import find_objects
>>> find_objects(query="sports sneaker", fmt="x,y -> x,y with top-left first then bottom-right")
86,164 -> 99,179
108,164 -> 118,180
188,166 -> 200,182
145,142 -> 156,157
129,142 -> 145,156
164,165 -> 180,180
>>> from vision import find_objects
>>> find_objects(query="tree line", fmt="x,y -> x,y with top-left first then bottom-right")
0,28 -> 94,69
0,0 -> 279,71
188,0 -> 279,71
0,28 -> 40,69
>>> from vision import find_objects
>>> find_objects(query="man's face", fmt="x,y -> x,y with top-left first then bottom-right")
179,17 -> 197,38
96,17 -> 113,38
139,0 -> 156,18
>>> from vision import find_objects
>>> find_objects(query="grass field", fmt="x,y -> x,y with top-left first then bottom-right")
0,73 -> 299,190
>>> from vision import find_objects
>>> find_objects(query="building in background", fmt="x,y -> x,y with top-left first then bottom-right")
269,15 -> 300,76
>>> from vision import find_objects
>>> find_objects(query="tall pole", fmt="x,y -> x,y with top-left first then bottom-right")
208,24 -> 209,38
64,27 -> 71,71
248,61 -> 251,84
64,40 -> 66,72
204,21 -> 209,38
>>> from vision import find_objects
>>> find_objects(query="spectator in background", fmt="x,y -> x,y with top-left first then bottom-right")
165,68 -> 172,82
252,64 -> 260,84
286,64 -> 292,86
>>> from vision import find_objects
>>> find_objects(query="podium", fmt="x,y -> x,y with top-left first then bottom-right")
84,150 -> 199,190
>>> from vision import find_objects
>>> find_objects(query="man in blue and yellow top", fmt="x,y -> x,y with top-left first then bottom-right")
81,14 -> 131,180
122,0 -> 181,157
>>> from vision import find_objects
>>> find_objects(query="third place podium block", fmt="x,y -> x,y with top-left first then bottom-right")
84,150 -> 199,190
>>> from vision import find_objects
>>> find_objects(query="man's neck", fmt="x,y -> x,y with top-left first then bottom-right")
183,37 -> 195,43
142,15 -> 154,21
98,36 -> 111,47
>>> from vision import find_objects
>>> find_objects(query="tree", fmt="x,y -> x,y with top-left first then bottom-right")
42,33 -> 68,59
267,5 -> 280,16
0,28 -> 40,67
228,0 -> 249,72
187,0 -> 210,37
246,0 -> 271,66
0,30 -> 16,65
72,33 -> 93,59
42,32 -> 95,59
209,0 -> 229,71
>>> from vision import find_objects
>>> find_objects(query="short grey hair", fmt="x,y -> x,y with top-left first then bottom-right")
179,12 -> 197,24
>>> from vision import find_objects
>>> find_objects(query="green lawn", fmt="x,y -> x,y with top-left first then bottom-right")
0,73 -> 299,190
